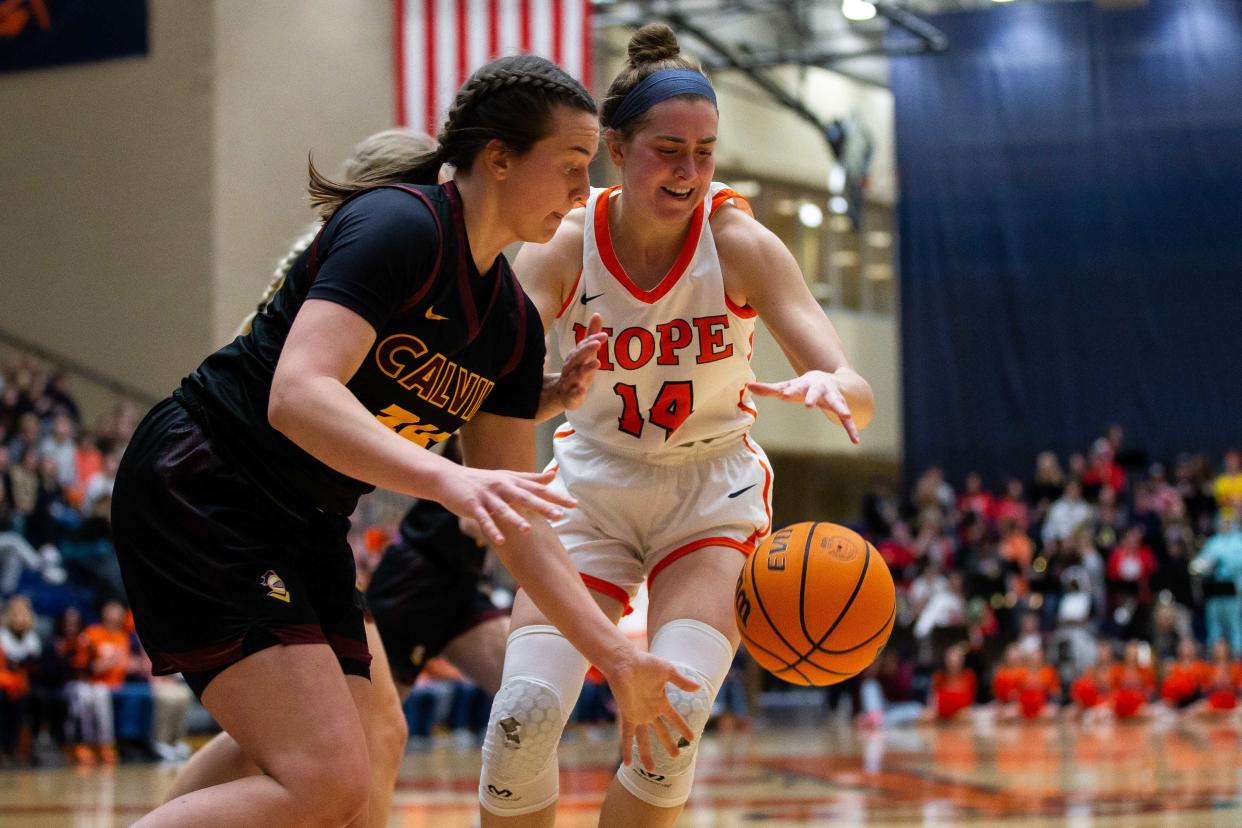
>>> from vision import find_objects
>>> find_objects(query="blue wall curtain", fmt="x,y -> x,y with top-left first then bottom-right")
891,0 -> 1242,486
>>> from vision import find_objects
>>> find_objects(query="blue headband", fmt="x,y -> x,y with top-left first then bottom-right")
609,69 -> 717,130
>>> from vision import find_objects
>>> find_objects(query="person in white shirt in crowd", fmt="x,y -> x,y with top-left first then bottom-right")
1042,480 -> 1095,546
38,414 -> 77,489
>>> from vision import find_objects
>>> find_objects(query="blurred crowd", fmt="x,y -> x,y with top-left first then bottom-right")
6,348 -> 1242,766
854,425 -> 1242,726
0,353 -> 191,767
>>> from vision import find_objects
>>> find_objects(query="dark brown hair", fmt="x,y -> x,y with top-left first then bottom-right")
308,54 -> 596,220
601,23 -> 712,140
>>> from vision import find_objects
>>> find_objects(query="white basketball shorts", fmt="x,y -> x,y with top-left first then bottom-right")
546,426 -> 773,611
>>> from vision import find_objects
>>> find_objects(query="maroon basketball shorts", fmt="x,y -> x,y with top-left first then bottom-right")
112,397 -> 370,698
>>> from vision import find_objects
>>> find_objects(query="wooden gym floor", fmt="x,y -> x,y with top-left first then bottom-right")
1,716 -> 1241,826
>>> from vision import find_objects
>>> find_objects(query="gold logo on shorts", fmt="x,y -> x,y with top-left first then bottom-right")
409,645 -> 426,668
261,570 -> 291,603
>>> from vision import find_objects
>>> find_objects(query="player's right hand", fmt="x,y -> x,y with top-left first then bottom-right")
599,648 -> 701,772
555,312 -> 606,411
438,466 -> 576,546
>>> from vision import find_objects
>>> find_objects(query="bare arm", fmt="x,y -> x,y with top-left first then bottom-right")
268,299 -> 572,544
714,205 -> 876,441
515,208 -> 608,423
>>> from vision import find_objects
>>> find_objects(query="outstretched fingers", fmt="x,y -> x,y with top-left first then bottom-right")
512,474 -> 576,510
651,717 -> 680,759
620,720 -> 635,767
747,379 -> 860,444
668,670 -> 701,694
660,700 -> 696,748
836,409 -> 861,444
471,502 -> 508,547
635,727 -> 654,772
746,380 -> 791,399
819,390 -> 860,444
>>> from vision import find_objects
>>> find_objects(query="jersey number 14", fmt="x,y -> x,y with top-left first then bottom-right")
613,381 -> 693,440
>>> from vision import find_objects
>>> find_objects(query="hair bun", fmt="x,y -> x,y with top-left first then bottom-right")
627,23 -> 681,66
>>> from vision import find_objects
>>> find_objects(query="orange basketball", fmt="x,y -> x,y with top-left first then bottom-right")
734,522 -> 895,686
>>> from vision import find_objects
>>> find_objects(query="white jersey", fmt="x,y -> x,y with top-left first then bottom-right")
554,183 -> 758,457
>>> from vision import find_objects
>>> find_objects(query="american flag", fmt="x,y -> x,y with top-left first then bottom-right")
394,0 -> 593,137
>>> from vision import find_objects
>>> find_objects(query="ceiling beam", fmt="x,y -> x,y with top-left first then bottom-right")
655,10 -> 845,158
698,38 -> 936,71
873,1 -> 948,52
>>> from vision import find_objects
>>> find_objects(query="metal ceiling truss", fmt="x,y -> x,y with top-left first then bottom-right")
593,1 -> 947,161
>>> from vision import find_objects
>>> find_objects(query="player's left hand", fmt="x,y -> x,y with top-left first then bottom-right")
747,370 -> 860,444
553,313 -> 606,410
602,649 -> 701,771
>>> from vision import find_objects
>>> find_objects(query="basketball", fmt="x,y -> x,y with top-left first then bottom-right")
734,522 -> 895,686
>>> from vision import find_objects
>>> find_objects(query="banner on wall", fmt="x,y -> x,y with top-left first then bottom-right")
0,0 -> 147,74
394,0 -> 592,136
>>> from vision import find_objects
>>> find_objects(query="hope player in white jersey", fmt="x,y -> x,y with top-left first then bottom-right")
478,25 -> 875,828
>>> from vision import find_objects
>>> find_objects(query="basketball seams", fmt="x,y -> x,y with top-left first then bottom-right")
814,602 -> 895,655
744,536 -> 809,666
740,525 -> 896,686
737,625 -> 817,685
739,554 -> 815,682
797,521 -> 819,644
780,540 -> 871,674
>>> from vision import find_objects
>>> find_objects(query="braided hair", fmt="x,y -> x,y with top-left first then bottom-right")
308,55 -> 595,220
601,24 -> 711,140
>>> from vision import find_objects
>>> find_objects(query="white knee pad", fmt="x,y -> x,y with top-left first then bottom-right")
616,619 -> 734,809
478,625 -> 587,816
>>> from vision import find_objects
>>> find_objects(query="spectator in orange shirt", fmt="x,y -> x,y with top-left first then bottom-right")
1161,638 -> 1208,709
1192,639 -> 1242,715
72,430 -> 104,505
991,644 -> 1025,715
926,646 -> 977,722
67,600 -> 128,764
1070,641 -> 1116,719
82,600 -> 131,690
998,517 -> 1034,571
1016,647 -> 1061,720
1110,640 -> 1156,720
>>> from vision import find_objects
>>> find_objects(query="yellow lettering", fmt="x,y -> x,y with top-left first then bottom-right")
428,362 -> 456,408
397,421 -> 451,448
462,378 -> 495,420
375,403 -> 420,432
377,404 -> 451,448
447,372 -> 482,416
375,335 -> 427,379
399,353 -> 446,397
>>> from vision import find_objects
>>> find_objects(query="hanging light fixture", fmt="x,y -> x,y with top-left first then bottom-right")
842,0 -> 877,23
